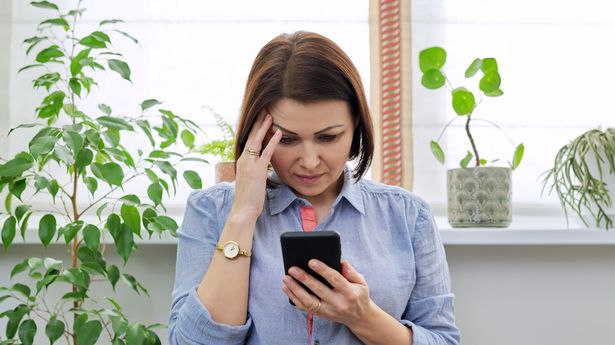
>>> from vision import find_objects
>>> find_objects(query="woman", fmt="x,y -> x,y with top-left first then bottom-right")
169,31 -> 459,345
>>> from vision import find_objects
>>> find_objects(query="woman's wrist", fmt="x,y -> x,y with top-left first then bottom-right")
346,300 -> 412,345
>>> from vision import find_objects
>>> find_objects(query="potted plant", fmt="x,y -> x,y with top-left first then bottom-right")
198,107 -> 236,183
418,47 -> 524,228
0,1 -> 206,344
542,128 -> 615,229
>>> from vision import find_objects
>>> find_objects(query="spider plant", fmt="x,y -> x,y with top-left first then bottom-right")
542,128 -> 615,229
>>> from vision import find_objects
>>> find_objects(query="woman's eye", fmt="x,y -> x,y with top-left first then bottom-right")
318,134 -> 338,142
279,136 -> 297,145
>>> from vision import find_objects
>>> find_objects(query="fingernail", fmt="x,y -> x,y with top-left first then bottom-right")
309,259 -> 320,269
289,267 -> 299,276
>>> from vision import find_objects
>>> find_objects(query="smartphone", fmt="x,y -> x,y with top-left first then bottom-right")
280,231 -> 342,304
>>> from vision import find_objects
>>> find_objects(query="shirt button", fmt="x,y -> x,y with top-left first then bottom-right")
314,341 -> 320,345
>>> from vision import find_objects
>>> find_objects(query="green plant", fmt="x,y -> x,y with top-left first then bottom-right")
418,47 -> 524,170
198,106 -> 235,162
0,1 -> 207,344
542,128 -> 615,229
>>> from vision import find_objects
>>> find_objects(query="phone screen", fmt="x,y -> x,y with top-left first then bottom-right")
280,231 -> 342,303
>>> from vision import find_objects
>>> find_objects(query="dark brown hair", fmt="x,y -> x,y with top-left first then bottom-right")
234,31 -> 374,180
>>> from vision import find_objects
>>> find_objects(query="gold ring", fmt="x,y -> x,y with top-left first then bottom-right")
245,147 -> 260,156
310,300 -> 322,313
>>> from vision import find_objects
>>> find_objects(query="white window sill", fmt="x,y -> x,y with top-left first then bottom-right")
9,207 -> 615,246
436,216 -> 615,245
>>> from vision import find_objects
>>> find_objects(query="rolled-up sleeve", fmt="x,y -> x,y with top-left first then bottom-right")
401,203 -> 460,345
168,186 -> 252,345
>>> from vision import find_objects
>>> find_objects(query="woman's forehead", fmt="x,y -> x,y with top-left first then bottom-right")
268,98 -> 352,132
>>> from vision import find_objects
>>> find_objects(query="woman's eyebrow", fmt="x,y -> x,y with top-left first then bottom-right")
272,123 -> 343,135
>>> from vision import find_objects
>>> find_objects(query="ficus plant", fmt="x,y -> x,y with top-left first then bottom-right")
418,47 -> 524,170
0,1 -> 207,344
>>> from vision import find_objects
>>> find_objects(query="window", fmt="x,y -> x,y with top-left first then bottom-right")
2,1 -> 370,211
411,0 -> 615,212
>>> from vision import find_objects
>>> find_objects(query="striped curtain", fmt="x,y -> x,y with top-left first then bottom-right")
369,0 -> 413,190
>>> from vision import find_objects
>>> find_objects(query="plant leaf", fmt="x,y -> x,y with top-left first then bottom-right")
100,19 -> 124,26
39,214 -> 56,248
430,140 -> 445,165
116,224 -> 135,264
35,45 -> 64,63
479,71 -> 502,94
63,130 -> 84,153
183,170 -> 202,189
45,316 -> 65,345
39,18 -> 69,30
69,78 -> 82,97
101,162 -> 124,187
108,59 -> 131,82
460,151 -> 473,168
147,183 -> 162,206
31,1 -> 59,11
97,116 -> 134,131
113,29 -> 139,44
121,204 -> 141,236
421,69 -> 445,89
451,87 -> 476,116
125,323 -> 147,345
29,135 -> 57,158
75,320 -> 102,345
136,120 -> 155,147
83,224 -> 100,251
481,57 -> 498,73
419,47 -> 446,73
98,103 -> 112,115
180,129 -> 195,148
0,156 -> 34,177
107,264 -> 120,290
512,143 -> 525,170
465,58 -> 482,78
18,319 -> 37,345
2,216 -> 17,252
75,148 -> 93,170
79,34 -> 107,49
140,99 -> 162,111
85,176 -> 98,196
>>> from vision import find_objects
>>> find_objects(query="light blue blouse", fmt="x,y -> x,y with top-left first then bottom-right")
168,168 -> 460,345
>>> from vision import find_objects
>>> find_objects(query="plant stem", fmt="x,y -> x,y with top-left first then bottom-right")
465,113 -> 481,166
69,3 -> 82,344
78,172 -> 139,218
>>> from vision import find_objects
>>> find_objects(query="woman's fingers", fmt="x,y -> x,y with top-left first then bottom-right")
282,274 -> 324,314
286,266 -> 333,302
244,112 -> 272,154
261,128 -> 282,161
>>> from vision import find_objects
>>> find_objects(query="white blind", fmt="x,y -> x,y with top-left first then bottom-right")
411,0 -> 615,210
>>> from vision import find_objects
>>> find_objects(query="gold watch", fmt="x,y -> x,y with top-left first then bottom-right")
216,240 -> 251,259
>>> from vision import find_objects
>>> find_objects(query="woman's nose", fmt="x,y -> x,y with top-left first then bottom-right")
299,144 -> 320,170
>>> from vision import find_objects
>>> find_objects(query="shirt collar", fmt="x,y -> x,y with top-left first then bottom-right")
266,166 -> 365,216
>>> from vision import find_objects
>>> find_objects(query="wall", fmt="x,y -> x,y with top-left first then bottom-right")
3,243 -> 614,344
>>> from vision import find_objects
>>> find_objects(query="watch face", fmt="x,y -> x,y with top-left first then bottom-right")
223,241 -> 239,258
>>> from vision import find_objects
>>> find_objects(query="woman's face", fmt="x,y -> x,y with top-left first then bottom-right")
267,98 -> 355,205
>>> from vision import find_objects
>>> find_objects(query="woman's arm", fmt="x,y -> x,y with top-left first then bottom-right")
197,114 -> 281,325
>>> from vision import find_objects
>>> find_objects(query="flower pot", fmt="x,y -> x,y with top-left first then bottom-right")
215,162 -> 236,183
447,167 -> 512,228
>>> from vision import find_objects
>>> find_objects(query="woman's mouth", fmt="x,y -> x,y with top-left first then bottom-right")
295,174 -> 323,185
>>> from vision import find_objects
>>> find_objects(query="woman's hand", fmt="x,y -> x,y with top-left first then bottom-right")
231,111 -> 282,220
282,259 -> 374,329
